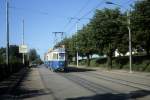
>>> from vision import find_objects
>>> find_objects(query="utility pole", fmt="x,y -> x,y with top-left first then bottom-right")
6,0 -> 9,66
105,1 -> 132,73
76,20 -> 79,67
22,19 -> 25,64
70,17 -> 90,67
127,11 -> 132,73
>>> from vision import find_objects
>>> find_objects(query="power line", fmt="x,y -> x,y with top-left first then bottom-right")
63,18 -> 74,32
67,18 -> 91,36
63,17 -> 91,33
0,2 -> 50,15
66,0 -> 105,34
10,6 -> 49,15
80,0 -> 104,19
63,0 -> 91,32
66,0 -> 136,34
9,6 -> 71,19
74,0 -> 91,17
52,32 -> 65,45
121,0 -> 134,10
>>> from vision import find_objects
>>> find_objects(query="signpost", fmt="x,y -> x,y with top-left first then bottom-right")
19,45 -> 28,54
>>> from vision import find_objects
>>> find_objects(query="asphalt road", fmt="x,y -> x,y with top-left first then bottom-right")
8,65 -> 150,100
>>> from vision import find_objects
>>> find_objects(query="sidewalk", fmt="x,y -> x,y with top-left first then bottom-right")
15,67 -> 53,100
0,67 -> 52,100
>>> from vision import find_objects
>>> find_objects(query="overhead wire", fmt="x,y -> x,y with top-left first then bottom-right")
74,0 -> 91,17
123,0 -> 133,4
63,0 -> 91,33
80,0 -> 104,19
0,0 -> 48,15
66,0 -> 105,34
66,0 -> 135,34
8,6 -> 71,20
10,6 -> 49,15
121,0 -> 134,10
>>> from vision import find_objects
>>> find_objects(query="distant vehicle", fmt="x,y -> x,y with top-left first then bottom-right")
44,47 -> 67,72
29,63 -> 37,68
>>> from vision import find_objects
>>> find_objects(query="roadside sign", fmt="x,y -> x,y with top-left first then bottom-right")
19,45 -> 28,53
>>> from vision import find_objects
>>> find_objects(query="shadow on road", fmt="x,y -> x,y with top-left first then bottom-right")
0,68 -> 50,99
66,90 -> 150,100
1,67 -> 150,100
13,88 -> 51,99
0,68 -> 29,95
63,66 -> 96,73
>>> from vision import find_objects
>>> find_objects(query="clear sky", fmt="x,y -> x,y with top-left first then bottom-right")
0,0 -> 135,60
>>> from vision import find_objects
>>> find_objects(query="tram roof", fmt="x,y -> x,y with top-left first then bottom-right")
53,48 -> 65,53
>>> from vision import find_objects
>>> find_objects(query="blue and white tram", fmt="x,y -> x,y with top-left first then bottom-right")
44,48 -> 66,71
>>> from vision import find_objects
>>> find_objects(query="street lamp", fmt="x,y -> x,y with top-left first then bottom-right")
106,1 -> 132,73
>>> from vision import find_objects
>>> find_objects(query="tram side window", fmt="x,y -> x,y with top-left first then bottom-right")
53,53 -> 58,60
59,53 -> 65,60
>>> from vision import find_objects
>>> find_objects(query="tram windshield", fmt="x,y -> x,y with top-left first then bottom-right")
59,53 -> 65,60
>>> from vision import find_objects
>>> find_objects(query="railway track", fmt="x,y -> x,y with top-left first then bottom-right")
59,73 -> 120,94
41,67 -> 150,99
69,72 -> 150,91
59,71 -> 150,100
100,70 -> 150,80
38,68 -> 59,100
76,71 -> 150,91
9,67 -> 150,100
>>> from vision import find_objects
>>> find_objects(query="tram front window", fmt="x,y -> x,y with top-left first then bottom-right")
59,53 -> 65,60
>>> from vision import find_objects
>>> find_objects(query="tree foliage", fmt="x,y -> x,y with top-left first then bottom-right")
131,0 -> 150,55
29,49 -> 38,62
29,49 -> 43,65
55,0 -> 150,67
0,47 -> 5,64
90,8 -> 127,67
77,24 -> 95,66
0,45 -> 22,64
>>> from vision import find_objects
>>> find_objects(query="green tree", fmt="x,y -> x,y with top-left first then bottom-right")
29,49 -> 39,62
28,49 -> 43,65
9,45 -> 22,63
0,47 -> 5,64
77,24 -> 95,66
90,8 -> 124,68
116,13 -> 129,55
0,45 -> 23,64
131,0 -> 150,55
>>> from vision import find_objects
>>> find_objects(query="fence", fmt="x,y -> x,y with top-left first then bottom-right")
0,63 -> 28,81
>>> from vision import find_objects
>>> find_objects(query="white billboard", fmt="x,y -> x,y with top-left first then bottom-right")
19,45 -> 28,53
